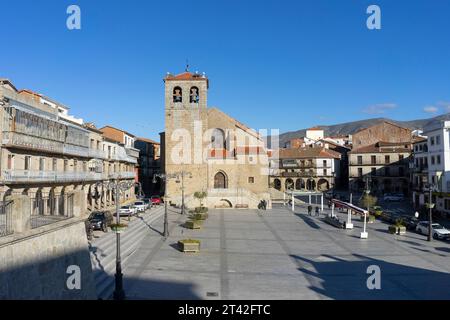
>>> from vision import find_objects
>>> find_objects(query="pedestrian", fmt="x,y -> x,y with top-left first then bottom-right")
328,201 -> 332,210
308,205 -> 312,216
315,206 -> 320,216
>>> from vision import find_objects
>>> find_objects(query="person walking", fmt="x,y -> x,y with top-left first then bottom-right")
308,205 -> 312,216
315,206 -> 320,216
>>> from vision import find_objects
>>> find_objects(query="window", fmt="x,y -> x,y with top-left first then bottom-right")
437,155 -> 441,165
358,168 -> 363,177
385,167 -> 390,176
52,158 -> 57,171
190,87 -> 200,103
323,160 -> 327,168
7,155 -> 13,170
248,177 -> 255,184
24,156 -> 31,171
436,135 -> 441,145
357,156 -> 363,165
324,169 -> 328,176
83,161 -> 87,172
173,87 -> 182,103
64,160 -> 68,171
385,155 -> 390,164
431,137 -> 435,145
371,156 -> 376,165
431,156 -> 435,165
39,158 -> 45,171
74,160 -> 78,172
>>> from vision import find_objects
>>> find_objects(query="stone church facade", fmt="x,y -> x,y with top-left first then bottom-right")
161,71 -> 270,209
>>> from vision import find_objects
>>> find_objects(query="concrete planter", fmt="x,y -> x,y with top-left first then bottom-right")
388,225 -> 406,235
192,213 -> 208,221
360,215 -> 376,224
110,224 -> 128,233
178,240 -> 200,253
185,220 -> 202,229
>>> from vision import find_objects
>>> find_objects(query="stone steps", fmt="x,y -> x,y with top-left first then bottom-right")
89,207 -> 164,299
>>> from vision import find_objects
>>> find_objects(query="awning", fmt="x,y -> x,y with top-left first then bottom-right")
332,199 -> 368,215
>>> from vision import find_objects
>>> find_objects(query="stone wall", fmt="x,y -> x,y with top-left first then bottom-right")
0,219 -> 96,300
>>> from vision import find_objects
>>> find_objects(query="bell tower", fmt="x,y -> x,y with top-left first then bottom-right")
163,70 -> 209,205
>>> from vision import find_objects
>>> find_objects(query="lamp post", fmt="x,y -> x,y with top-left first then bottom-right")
153,173 -> 169,238
361,176 -> 371,239
95,177 -> 134,301
176,171 -> 193,215
425,183 -> 437,242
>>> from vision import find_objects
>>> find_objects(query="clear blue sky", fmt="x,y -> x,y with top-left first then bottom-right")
2,0 -> 450,141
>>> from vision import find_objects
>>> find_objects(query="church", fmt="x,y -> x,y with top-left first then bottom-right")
160,70 -> 271,209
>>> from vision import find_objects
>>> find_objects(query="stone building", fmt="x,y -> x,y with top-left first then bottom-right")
161,70 -> 270,209
411,136 -> 429,208
0,79 -> 138,237
269,146 -> 341,192
352,121 -> 412,147
134,137 -> 161,197
348,141 -> 412,195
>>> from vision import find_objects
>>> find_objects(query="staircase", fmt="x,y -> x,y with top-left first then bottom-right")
89,206 -> 164,299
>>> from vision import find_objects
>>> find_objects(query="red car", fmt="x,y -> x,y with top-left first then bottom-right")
151,195 -> 162,206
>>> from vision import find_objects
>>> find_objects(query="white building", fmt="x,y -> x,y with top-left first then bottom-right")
417,121 -> 450,217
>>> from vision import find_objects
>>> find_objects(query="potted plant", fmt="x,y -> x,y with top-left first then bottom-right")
361,214 -> 376,224
178,239 -> 201,253
193,191 -> 208,219
110,223 -> 128,233
388,219 -> 407,235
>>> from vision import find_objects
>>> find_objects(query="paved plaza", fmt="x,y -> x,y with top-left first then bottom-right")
119,204 -> 450,300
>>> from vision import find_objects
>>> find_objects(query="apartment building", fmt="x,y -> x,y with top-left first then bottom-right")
415,121 -> 450,217
348,141 -> 411,195
134,137 -> 161,197
411,136 -> 429,208
0,79 -> 137,237
269,146 -> 341,192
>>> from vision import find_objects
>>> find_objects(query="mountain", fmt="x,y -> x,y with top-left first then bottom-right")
268,113 -> 450,148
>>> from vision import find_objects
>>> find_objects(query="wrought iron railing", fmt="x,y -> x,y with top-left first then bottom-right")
0,201 -> 13,237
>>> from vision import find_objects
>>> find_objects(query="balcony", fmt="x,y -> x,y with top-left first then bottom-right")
108,172 -> 135,180
125,147 -> 140,159
63,144 -> 89,158
2,131 -> 64,154
88,149 -> 107,159
1,170 -> 107,183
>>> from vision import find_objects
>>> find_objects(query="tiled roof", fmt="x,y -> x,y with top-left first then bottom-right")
349,141 -> 411,154
307,127 -> 323,131
277,147 -> 341,159
165,72 -> 207,81
136,137 -> 160,145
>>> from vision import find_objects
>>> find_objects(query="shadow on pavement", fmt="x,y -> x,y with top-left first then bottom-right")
294,213 -> 321,229
291,253 -> 450,300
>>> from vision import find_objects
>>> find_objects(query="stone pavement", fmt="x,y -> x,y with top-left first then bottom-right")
119,204 -> 450,300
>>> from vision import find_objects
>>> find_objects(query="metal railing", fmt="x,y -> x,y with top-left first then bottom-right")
108,172 -> 135,179
30,194 -> 74,229
2,131 -> 64,154
89,149 -> 107,159
1,170 -> 108,183
0,201 -> 13,237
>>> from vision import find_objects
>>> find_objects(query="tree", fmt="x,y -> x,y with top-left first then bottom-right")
359,194 -> 378,209
194,191 -> 207,208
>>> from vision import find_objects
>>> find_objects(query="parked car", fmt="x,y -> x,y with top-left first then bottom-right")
119,205 -> 137,217
151,195 -> 162,206
133,201 -> 146,212
88,211 -> 113,233
379,210 -> 398,223
416,221 -> 450,240
383,193 -> 404,202
143,198 -> 151,209
402,216 -> 420,230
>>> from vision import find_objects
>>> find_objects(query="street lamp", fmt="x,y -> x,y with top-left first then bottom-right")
425,183 -> 437,242
175,171 -> 193,215
95,177 -> 134,301
361,176 -> 371,239
153,173 -> 169,238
